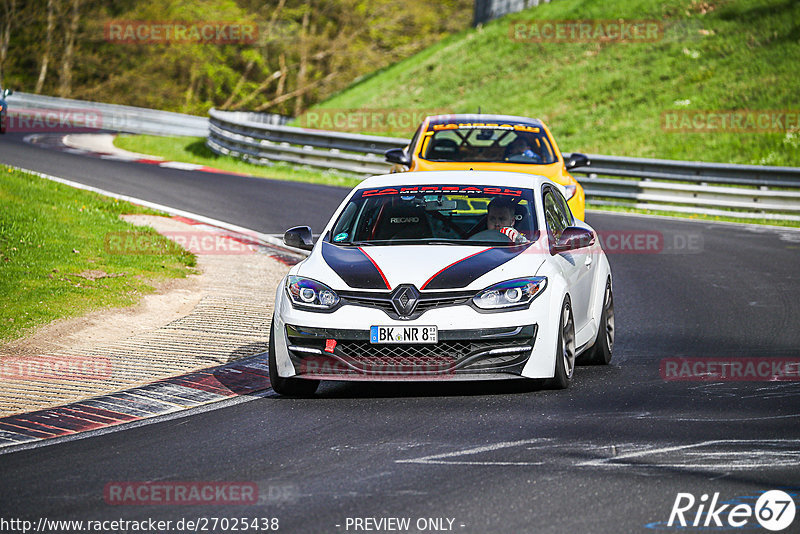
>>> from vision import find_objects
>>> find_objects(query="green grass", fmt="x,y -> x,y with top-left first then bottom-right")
114,135 -> 363,189
0,166 -> 196,342
586,202 -> 800,228
308,0 -> 800,166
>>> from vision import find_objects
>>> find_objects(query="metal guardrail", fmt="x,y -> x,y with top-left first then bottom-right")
208,108 -> 800,221
6,92 -> 208,137
207,108 -> 400,175
473,0 -> 555,27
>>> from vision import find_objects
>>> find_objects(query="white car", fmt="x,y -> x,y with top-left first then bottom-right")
270,170 -> 613,395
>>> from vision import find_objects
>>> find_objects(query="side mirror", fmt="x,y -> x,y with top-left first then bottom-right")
2,89 -> 12,98
552,226 -> 595,253
283,226 -> 314,251
384,148 -> 410,166
565,153 -> 590,170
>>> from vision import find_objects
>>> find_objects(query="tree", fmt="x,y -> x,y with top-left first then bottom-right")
0,0 -> 18,89
34,0 -> 56,94
57,0 -> 80,97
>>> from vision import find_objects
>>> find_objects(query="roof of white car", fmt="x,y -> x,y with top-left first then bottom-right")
358,170 -> 555,190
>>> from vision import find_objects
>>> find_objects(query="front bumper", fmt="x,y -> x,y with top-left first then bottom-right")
284,323 -> 537,380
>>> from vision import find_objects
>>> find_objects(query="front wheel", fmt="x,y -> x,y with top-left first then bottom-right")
268,317 -> 319,396
542,297 -> 576,390
578,279 -> 614,365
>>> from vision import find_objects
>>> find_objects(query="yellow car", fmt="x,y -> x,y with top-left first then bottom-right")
385,114 -> 589,220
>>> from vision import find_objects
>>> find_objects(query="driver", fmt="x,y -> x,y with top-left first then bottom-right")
487,197 -> 528,244
504,135 -> 541,162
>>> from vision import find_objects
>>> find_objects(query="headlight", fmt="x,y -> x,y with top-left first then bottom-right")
286,276 -> 339,310
472,277 -> 547,310
563,185 -> 577,200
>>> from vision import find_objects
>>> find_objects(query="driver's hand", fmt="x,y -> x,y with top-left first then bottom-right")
499,226 -> 528,244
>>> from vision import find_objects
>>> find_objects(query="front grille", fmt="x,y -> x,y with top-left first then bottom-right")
340,290 -> 472,320
335,341 -> 529,374
339,340 -> 498,359
285,324 -> 536,376
337,340 -> 496,369
415,296 -> 471,313
339,294 -> 394,314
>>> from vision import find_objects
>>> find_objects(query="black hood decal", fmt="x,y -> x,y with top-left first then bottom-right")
421,244 -> 531,290
321,242 -> 390,290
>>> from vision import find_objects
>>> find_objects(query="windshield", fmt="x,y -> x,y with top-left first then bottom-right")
330,185 -> 538,247
421,124 -> 557,165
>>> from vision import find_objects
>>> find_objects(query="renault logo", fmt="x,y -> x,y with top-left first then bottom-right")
391,285 -> 420,317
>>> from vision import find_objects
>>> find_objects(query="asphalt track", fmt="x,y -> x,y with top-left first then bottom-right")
1,132 -> 800,533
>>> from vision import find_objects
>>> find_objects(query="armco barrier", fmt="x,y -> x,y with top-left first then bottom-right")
5,91 -> 209,137
208,108 -> 800,221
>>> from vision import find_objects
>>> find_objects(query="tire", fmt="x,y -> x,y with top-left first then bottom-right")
268,317 -> 319,396
578,279 -> 614,365
543,297 -> 576,390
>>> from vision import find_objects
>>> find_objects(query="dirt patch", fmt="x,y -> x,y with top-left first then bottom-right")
0,215 -> 293,417
0,273 -> 202,358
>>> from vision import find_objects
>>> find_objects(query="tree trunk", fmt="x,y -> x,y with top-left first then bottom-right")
293,7 -> 310,117
58,0 -> 80,98
221,60 -> 255,110
254,70 -> 336,112
221,0 -> 286,110
0,0 -> 17,89
275,53 -> 287,101
35,0 -> 56,94
230,68 -> 282,110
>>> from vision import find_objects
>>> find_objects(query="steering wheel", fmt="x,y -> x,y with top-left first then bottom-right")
468,229 -> 512,243
430,211 -> 468,239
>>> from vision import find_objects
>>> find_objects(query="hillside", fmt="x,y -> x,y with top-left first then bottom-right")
307,0 -> 800,166
1,0 -> 471,116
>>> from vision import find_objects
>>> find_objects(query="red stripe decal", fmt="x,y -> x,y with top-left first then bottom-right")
0,420 -> 69,437
199,166 -> 251,177
358,248 -> 391,290
421,248 -> 492,290
60,407 -> 120,424
171,215 -> 200,225
66,404 -> 139,422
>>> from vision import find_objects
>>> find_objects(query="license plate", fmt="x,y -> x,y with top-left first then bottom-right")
370,325 -> 438,344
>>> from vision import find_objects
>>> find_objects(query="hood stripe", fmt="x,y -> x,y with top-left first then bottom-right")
421,248 -> 491,290
358,247 -> 391,290
321,242 -> 391,290
421,244 -> 531,290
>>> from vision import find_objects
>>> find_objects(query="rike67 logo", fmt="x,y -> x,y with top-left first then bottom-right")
664,490 -> 796,531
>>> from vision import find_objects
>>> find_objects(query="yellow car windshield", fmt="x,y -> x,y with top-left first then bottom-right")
422,127 -> 556,164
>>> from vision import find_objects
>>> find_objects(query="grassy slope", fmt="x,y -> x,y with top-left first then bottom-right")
0,166 -> 196,342
312,0 -> 800,166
